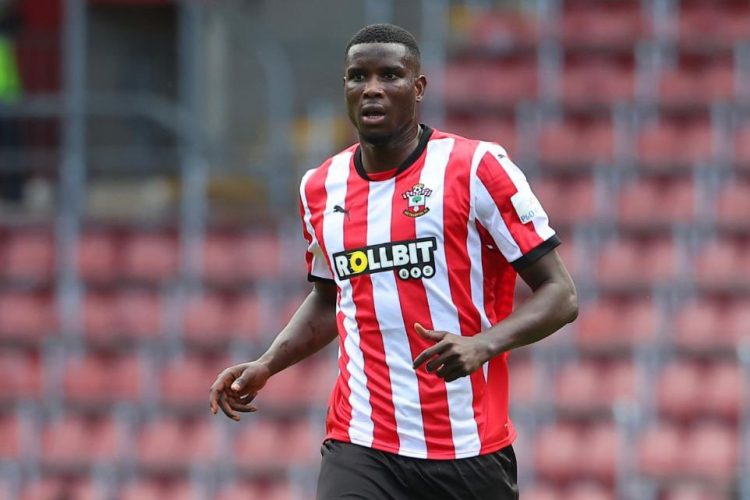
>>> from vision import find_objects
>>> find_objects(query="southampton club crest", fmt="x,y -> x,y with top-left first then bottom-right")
402,183 -> 432,218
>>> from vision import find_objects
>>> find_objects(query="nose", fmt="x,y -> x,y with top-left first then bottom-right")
363,76 -> 384,97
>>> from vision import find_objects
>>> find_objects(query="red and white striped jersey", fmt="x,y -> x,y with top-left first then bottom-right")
298,126 -> 559,460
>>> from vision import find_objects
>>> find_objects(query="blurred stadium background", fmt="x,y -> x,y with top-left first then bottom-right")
0,0 -> 749,498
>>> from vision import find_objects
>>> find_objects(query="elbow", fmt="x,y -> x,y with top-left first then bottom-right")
562,282 -> 579,324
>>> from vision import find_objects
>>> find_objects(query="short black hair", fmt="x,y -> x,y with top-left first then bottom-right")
346,24 -> 421,67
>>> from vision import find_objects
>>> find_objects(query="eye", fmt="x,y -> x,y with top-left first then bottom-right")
383,72 -> 399,80
348,72 -> 365,82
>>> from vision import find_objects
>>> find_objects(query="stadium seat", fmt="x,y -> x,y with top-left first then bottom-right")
63,353 -> 141,404
638,120 -> 713,169
443,58 -> 537,106
41,414 -> 120,467
77,230 -> 118,284
0,230 -> 54,283
673,299 -> 729,351
532,176 -> 595,226
637,421 -> 682,477
715,180 -> 750,228
693,237 -> 750,290
0,293 -> 55,344
554,360 -> 601,412
202,233 -> 240,285
678,1 -> 750,46
0,413 -> 21,459
596,237 -> 679,289
663,483 -> 729,500
121,233 -> 178,283
560,1 -> 644,46
538,119 -> 613,167
182,292 -> 230,345
235,232 -> 283,281
576,298 -> 659,350
579,423 -> 619,482
656,360 -> 703,420
617,177 -> 695,226
443,115 -> 517,152
465,10 -> 538,49
562,56 -> 635,105
159,355 -> 230,409
259,359 -> 335,409
565,482 -> 616,500
522,484 -> 559,500
0,350 -> 41,401
700,362 -> 742,421
225,293 -> 263,341
20,477 -> 100,500
533,422 -> 580,482
508,356 -> 539,406
659,56 -> 734,105
118,478 -> 197,500
137,418 -> 193,470
734,123 -> 750,169
82,290 -> 163,343
725,299 -> 750,345
234,418 -> 318,470
683,422 -> 738,482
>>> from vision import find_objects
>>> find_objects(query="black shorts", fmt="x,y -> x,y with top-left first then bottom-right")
316,440 -> 519,500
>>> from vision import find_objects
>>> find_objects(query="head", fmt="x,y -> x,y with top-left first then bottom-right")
344,24 -> 426,145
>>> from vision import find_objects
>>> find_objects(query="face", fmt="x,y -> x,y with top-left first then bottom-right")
344,43 -> 426,145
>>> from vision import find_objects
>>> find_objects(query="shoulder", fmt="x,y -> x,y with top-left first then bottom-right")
431,128 -> 512,171
299,143 -> 358,195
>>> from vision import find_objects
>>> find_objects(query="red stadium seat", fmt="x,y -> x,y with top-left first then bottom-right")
533,177 -> 595,226
160,355 -> 229,409
538,119 -> 614,167
235,232 -> 283,281
560,1 -> 644,46
41,415 -> 120,466
509,356 -> 539,406
259,359 -> 335,409
715,180 -> 750,228
20,477 -> 100,500
673,299 -> 729,350
63,353 -> 141,404
0,413 -> 21,459
235,418 -> 318,470
700,362 -> 742,421
82,291 -> 163,343
0,230 -> 54,283
565,482 -> 615,500
617,177 -> 695,226
0,351 -> 41,401
596,237 -> 679,289
443,115 -> 517,153
562,57 -> 635,105
683,422 -> 738,482
225,293 -> 263,340
182,293 -> 230,345
118,478 -> 195,500
693,237 -> 750,290
522,484 -> 560,500
637,421 -> 682,477
579,423 -> 619,481
734,123 -> 750,169
533,422 -> 580,482
466,10 -> 538,48
121,233 -> 178,283
77,231 -> 118,283
554,360 -> 601,412
576,298 -> 659,350
0,293 -> 55,343
656,360 -> 702,420
202,233 -> 240,285
136,418 -> 221,469
443,58 -> 537,106
638,119 -> 713,168
663,483 -> 729,500
678,1 -> 750,46
725,299 -> 750,345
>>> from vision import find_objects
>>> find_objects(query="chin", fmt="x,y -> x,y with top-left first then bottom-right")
358,128 -> 393,145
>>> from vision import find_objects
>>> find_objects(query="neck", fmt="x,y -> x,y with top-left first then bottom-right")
359,123 -> 421,174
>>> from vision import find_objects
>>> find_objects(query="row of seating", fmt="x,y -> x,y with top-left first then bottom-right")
460,0 -> 750,48
446,114 -> 750,170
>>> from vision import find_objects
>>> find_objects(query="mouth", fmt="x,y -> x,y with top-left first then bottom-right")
361,105 -> 387,125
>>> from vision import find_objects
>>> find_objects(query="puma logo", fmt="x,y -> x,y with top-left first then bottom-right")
333,205 -> 350,220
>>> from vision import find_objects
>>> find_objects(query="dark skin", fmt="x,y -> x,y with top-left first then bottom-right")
209,42 -> 578,420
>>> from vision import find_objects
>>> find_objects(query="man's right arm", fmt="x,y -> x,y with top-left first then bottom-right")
208,280 -> 338,421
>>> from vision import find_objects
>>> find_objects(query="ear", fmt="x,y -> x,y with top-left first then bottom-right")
415,74 -> 427,102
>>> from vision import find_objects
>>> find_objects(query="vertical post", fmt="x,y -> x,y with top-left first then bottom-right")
420,0 -> 448,129
178,0 -> 207,288
57,0 -> 87,340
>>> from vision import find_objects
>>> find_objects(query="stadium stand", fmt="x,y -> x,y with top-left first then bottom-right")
1,0 -> 749,498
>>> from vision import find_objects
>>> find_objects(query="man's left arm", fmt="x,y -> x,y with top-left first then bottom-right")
413,249 -> 578,382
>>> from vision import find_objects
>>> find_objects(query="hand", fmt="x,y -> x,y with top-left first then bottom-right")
208,361 -> 271,421
412,323 -> 492,382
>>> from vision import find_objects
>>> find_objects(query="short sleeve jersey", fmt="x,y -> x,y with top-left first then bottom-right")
298,126 -> 559,459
